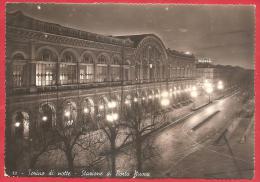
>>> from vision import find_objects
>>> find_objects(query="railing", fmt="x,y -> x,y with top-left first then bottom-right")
9,77 -> 196,95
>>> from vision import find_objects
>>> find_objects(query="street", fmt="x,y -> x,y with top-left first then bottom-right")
112,89 -> 254,178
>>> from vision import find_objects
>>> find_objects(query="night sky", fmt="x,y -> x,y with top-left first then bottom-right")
6,3 -> 255,69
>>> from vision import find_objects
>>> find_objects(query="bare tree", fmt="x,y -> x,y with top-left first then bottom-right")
53,106 -> 102,173
122,99 -> 167,172
99,113 -> 131,177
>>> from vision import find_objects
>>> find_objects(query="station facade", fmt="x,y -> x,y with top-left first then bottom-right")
6,11 -> 197,139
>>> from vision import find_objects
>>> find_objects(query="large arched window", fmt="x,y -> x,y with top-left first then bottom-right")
36,48 -> 57,86
82,98 -> 97,130
63,101 -> 77,127
13,53 -> 25,60
12,53 -> 26,88
141,45 -> 163,82
12,111 -> 30,139
40,103 -> 56,131
38,49 -> 58,62
124,60 -> 131,81
135,62 -> 141,81
80,53 -> 94,83
111,56 -> 121,82
142,47 -> 149,81
96,55 -> 108,82
60,51 -> 77,84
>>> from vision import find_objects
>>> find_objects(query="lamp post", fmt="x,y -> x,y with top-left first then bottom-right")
160,90 -> 170,107
64,103 -> 74,126
190,86 -> 198,110
217,80 -> 224,98
205,82 -> 213,103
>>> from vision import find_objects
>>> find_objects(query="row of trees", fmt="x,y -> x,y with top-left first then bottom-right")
7,91 -> 189,177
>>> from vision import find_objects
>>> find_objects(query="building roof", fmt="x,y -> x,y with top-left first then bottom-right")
115,34 -> 159,48
6,11 -> 134,47
166,48 -> 195,59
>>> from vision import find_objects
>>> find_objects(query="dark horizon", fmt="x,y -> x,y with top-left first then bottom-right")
6,3 -> 255,69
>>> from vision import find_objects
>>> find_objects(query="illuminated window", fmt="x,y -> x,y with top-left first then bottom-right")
36,63 -> 56,86
111,56 -> 121,81
60,64 -> 77,84
12,64 -> 24,87
12,53 -> 26,88
80,53 -> 94,83
97,55 -> 108,82
60,51 -> 77,84
80,65 -> 94,83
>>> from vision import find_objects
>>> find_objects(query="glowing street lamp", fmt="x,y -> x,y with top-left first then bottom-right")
205,83 -> 213,103
42,116 -> 48,121
106,112 -> 119,123
14,122 -> 21,127
160,90 -> 170,107
125,99 -> 131,105
190,90 -> 198,98
161,91 -> 169,97
64,111 -> 70,117
190,87 -> 198,110
217,80 -> 224,98
83,107 -> 89,114
134,97 -> 138,102
108,101 -> 117,109
161,98 -> 170,106
99,105 -> 104,110
217,80 -> 224,90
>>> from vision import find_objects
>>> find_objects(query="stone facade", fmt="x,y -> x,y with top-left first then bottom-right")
6,11 -> 197,140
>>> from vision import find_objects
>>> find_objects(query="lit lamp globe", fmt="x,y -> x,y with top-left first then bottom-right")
112,113 -> 119,121
106,114 -> 113,122
161,98 -> 170,106
42,116 -> 48,121
83,107 -> 89,114
190,90 -> 198,98
217,81 -> 224,90
206,86 -> 213,94
14,122 -> 21,127
64,111 -> 70,117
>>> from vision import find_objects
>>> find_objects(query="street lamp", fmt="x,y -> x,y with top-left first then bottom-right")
99,105 -> 104,110
14,122 -> 21,127
106,112 -> 119,123
205,82 -> 213,103
64,110 -> 70,117
42,116 -> 48,122
134,97 -> 138,102
161,98 -> 170,107
161,90 -> 169,98
108,101 -> 117,109
190,87 -> 198,110
160,90 -> 170,107
217,80 -> 224,98
83,107 -> 89,114
125,99 -> 131,105
217,80 -> 224,90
